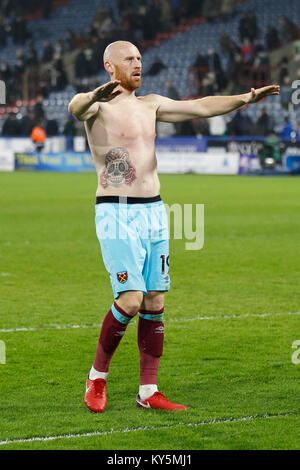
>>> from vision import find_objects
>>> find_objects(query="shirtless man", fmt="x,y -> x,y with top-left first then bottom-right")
68,40 -> 279,413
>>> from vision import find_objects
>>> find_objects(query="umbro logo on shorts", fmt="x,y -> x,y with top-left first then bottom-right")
117,271 -> 128,283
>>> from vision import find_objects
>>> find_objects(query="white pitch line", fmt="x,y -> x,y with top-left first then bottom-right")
0,324 -> 98,333
0,411 -> 298,447
1,310 -> 300,333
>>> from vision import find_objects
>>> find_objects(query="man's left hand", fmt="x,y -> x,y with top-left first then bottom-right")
246,85 -> 280,104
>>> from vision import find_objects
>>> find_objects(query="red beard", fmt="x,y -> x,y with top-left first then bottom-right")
114,66 -> 141,91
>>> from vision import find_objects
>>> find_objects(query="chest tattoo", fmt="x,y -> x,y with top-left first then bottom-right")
100,147 -> 137,188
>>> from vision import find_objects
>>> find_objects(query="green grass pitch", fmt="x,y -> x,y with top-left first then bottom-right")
0,171 -> 299,450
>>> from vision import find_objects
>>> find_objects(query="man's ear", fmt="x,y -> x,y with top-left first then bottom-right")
104,61 -> 113,74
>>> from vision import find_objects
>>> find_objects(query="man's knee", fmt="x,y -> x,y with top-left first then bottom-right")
115,290 -> 143,316
142,291 -> 164,312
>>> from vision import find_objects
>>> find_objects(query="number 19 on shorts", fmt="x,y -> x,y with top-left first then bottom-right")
160,255 -> 169,275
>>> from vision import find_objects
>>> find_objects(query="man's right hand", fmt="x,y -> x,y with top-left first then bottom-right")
68,80 -> 122,121
91,80 -> 122,103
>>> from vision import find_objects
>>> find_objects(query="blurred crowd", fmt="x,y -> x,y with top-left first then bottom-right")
2,79 -> 300,141
0,1 -> 249,99
191,11 -> 300,96
0,0 -> 206,100
0,0 -> 300,98
0,0 -> 299,100
1,97 -> 80,139
0,0 -> 62,102
0,0 -> 52,47
0,0 -> 300,139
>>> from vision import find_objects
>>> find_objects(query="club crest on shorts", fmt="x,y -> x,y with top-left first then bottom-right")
117,271 -> 128,283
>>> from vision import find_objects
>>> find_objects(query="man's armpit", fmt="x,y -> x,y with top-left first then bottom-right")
77,102 -> 101,121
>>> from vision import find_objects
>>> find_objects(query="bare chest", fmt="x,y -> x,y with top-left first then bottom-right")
88,99 -> 156,146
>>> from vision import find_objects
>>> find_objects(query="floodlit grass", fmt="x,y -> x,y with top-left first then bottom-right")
0,172 -> 299,450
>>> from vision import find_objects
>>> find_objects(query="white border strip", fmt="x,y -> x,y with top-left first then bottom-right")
0,411 -> 298,447
1,310 -> 300,333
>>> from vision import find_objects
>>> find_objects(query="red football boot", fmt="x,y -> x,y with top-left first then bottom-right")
84,378 -> 107,413
136,392 -> 187,410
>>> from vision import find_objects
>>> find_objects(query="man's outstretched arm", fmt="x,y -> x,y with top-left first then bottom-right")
68,80 -> 121,121
155,85 -> 280,122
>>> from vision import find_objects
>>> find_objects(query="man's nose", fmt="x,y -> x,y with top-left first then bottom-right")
133,59 -> 141,68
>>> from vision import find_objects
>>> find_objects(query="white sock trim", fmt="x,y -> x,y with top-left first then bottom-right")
139,384 -> 158,401
89,366 -> 108,381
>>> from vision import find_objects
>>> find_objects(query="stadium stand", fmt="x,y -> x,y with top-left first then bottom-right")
0,0 -> 299,137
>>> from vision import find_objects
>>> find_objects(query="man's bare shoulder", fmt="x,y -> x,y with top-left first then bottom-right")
138,93 -> 166,107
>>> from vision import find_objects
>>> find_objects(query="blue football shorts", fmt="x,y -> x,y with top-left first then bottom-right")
95,195 -> 170,298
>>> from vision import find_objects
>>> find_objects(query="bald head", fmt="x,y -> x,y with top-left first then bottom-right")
103,40 -> 142,92
103,41 -> 140,65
